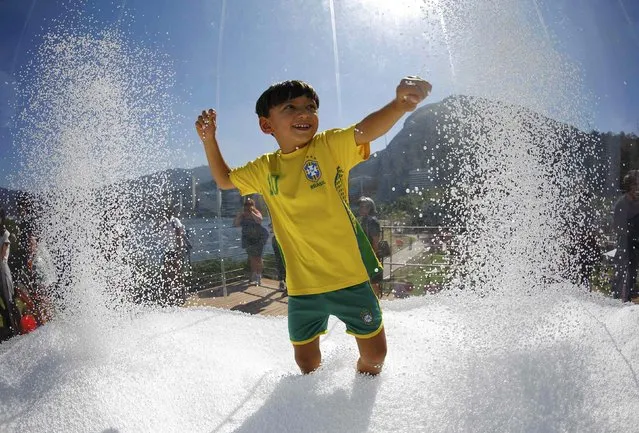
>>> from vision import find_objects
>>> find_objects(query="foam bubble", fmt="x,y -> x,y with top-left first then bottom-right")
14,22 -> 176,333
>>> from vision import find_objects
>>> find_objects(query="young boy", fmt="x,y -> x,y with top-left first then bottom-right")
196,76 -> 432,375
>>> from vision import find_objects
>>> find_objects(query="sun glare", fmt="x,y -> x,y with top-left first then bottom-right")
359,0 -> 432,20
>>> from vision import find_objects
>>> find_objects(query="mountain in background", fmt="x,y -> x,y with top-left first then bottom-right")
349,94 -> 618,202
0,187 -> 21,215
0,95 -> 626,217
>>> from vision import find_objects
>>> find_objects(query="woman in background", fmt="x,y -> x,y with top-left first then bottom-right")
0,208 -> 19,340
234,197 -> 268,286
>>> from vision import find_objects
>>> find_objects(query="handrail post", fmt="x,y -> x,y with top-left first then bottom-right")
217,188 -> 228,297
389,219 -> 393,282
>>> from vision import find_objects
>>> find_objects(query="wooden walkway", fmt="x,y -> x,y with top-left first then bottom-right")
184,277 -> 289,316
184,278 -> 405,317
185,272 -> 639,317
182,245 -> 424,317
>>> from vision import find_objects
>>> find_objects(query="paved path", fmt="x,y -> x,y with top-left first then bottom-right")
185,277 -> 289,316
185,240 -> 428,317
382,239 -> 426,280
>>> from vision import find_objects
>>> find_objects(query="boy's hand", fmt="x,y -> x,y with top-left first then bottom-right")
195,109 -> 217,143
395,76 -> 432,112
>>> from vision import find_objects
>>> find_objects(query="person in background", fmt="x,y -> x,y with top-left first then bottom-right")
27,234 -> 54,324
612,171 -> 639,302
234,197 -> 267,286
12,193 -> 36,289
357,196 -> 383,298
270,223 -> 287,293
571,191 -> 601,291
0,208 -> 19,341
161,207 -> 186,305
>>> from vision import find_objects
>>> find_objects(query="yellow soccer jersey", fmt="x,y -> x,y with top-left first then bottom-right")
229,125 -> 371,296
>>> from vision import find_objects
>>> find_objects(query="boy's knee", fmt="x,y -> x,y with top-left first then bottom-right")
292,335 -> 322,374
295,350 -> 321,374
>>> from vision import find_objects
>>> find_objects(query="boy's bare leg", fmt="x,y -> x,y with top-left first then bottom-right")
356,328 -> 387,375
293,337 -> 321,374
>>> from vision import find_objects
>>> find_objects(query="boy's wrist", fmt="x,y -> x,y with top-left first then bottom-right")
202,135 -> 218,146
390,98 -> 409,114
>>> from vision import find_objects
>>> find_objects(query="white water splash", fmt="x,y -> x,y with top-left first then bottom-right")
430,0 -> 604,295
14,24 -> 176,334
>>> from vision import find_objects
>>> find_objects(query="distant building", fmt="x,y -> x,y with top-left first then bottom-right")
408,168 -> 435,191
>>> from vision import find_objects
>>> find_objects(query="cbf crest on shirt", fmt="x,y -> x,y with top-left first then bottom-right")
304,159 -> 321,182
303,156 -> 326,190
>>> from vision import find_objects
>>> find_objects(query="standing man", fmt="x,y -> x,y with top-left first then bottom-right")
161,207 -> 186,305
357,196 -> 383,298
613,171 -> 639,302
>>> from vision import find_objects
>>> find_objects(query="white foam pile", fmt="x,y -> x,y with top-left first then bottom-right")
1,289 -> 639,432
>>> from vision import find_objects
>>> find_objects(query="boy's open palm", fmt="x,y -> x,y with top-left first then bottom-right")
396,76 -> 432,112
195,109 -> 217,142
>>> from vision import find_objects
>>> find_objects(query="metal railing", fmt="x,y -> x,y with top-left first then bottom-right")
185,220 -> 621,299
184,221 -> 459,298
185,216 -> 282,297
380,224 -> 457,282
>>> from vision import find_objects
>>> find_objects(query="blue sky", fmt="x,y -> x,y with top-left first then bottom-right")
0,0 -> 638,189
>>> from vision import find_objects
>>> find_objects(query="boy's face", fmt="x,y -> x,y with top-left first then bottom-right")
259,95 -> 319,152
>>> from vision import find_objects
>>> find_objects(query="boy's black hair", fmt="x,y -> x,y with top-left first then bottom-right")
255,80 -> 320,118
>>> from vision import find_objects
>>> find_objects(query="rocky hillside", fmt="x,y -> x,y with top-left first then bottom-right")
350,95 -> 615,202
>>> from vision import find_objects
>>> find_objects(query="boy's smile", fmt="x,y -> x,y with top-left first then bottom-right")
259,95 -> 319,153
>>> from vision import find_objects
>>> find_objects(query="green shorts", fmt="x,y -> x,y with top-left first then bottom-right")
288,281 -> 383,345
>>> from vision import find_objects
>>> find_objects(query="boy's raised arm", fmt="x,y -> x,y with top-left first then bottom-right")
354,76 -> 432,145
195,109 -> 236,190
